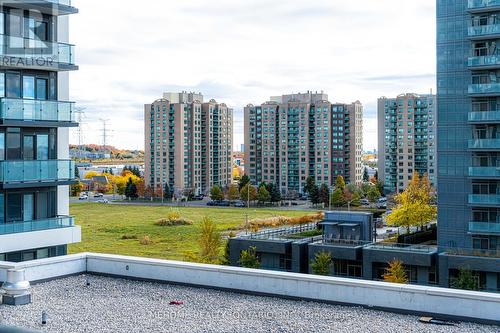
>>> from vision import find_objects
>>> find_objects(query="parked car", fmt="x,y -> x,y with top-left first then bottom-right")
378,197 -> 387,203
206,200 -> 216,206
376,202 -> 387,209
97,199 -> 109,204
79,194 -> 88,200
360,199 -> 370,206
94,193 -> 104,198
232,200 -> 246,208
192,195 -> 204,201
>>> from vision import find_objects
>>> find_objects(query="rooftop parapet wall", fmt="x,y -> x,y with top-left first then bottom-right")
0,253 -> 499,324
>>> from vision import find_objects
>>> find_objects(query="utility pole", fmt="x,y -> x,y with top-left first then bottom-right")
99,118 -> 112,156
74,107 -> 86,158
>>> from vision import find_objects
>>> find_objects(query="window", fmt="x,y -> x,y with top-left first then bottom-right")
6,72 -> 21,98
6,129 -> 21,159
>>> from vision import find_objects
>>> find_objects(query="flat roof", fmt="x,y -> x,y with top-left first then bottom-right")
1,275 -> 496,333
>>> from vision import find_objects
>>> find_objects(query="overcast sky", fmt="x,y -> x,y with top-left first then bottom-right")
69,0 -> 436,151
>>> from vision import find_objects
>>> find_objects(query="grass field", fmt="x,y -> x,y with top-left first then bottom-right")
69,203 -> 317,261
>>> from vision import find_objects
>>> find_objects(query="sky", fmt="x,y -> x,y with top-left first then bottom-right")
69,0 -> 436,152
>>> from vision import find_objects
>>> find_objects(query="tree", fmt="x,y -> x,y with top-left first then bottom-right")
363,168 -> 369,182
125,177 -> 138,199
257,185 -> 271,204
383,259 -> 408,284
451,267 -> 479,291
335,175 -> 346,191
318,184 -> 330,207
210,185 -> 225,201
386,174 -> 437,233
374,170 -> 379,181
70,181 -> 84,197
239,246 -> 260,269
304,176 -> 316,196
367,186 -> 381,203
238,174 -> 250,191
220,240 -> 231,266
267,183 -> 282,203
330,188 -> 345,207
309,184 -> 320,206
74,165 -> 80,179
311,251 -> 332,276
198,217 -> 222,264
227,184 -> 240,201
240,183 -> 257,203
164,183 -> 172,200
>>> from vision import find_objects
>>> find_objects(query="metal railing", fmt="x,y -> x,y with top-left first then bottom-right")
468,0 -> 500,10
0,216 -> 74,235
469,221 -> 500,234
442,246 -> 500,259
468,110 -> 500,121
365,243 -> 437,254
248,223 -> 318,240
320,239 -> 372,247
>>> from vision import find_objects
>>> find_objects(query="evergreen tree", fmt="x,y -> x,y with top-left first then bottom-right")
257,185 -> 271,204
74,165 -> 80,179
363,168 -> 369,182
311,251 -> 332,276
238,174 -> 250,191
163,183 -> 172,200
304,176 -> 316,196
318,184 -> 330,207
309,184 -> 320,206
367,186 -> 381,203
267,183 -> 282,203
239,246 -> 260,269
374,170 -> 379,181
125,177 -> 138,199
451,267 -> 479,291
240,183 -> 257,203
330,188 -> 345,207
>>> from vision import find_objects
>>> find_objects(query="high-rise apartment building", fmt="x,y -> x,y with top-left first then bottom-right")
437,0 -> 500,291
145,92 -> 233,196
244,92 -> 363,195
377,94 -> 437,193
0,1 -> 81,262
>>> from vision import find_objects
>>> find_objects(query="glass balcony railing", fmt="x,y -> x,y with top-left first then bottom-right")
468,138 -> 500,149
0,35 -> 75,66
468,24 -> 500,38
45,0 -> 72,5
469,221 -> 500,234
468,194 -> 500,205
469,166 -> 500,177
364,243 -> 437,254
468,110 -> 500,121
468,83 -> 500,94
0,160 -> 75,184
468,0 -> 500,10
0,216 -> 74,235
468,55 -> 500,68
0,98 -> 75,123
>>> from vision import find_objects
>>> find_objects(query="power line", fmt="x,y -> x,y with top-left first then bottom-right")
99,118 -> 113,154
74,107 -> 86,158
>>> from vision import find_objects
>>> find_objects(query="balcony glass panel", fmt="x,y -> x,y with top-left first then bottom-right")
469,221 -> 500,234
468,138 -> 500,149
0,98 -> 75,122
0,35 -> 74,65
468,0 -> 500,10
468,110 -> 500,121
468,194 -> 500,205
468,83 -> 500,94
0,160 -> 75,184
0,216 -> 74,235
45,0 -> 72,5
468,24 -> 500,37
468,55 -> 500,67
469,166 -> 500,176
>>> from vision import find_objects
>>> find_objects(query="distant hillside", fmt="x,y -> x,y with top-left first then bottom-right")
70,144 -> 144,160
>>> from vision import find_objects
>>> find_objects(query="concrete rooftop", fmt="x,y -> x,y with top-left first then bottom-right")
0,275 -> 498,333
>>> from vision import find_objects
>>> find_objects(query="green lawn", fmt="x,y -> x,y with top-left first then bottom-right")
69,203 -> 315,261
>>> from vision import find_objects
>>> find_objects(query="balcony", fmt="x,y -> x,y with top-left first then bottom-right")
3,0 -> 78,16
0,98 -> 77,126
468,55 -> 500,69
468,83 -> 500,95
468,24 -> 500,39
0,216 -> 75,236
468,194 -> 500,205
469,166 -> 500,177
469,138 -> 500,149
468,0 -> 500,12
469,221 -> 500,234
0,160 -> 75,188
468,110 -> 500,122
0,35 -> 76,71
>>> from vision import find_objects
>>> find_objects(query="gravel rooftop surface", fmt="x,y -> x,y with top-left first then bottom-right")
0,275 -> 498,333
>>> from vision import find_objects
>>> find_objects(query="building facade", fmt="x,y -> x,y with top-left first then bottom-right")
145,92 -> 233,196
244,92 -> 363,195
437,0 -> 500,291
377,94 -> 437,193
0,1 -> 81,262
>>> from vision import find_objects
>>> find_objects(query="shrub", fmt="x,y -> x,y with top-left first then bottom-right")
244,212 -> 324,231
167,208 -> 181,222
155,218 -> 193,226
239,246 -> 260,269
198,216 -> 222,264
451,267 -> 479,291
121,234 -> 138,240
139,235 -> 152,245
383,259 -> 408,284
311,251 -> 332,276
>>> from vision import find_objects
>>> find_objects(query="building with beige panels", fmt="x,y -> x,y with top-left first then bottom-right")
244,92 -> 363,195
145,92 -> 233,197
377,93 -> 437,194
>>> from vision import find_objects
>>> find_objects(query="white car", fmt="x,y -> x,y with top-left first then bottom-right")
97,199 -> 109,204
79,195 -> 88,200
